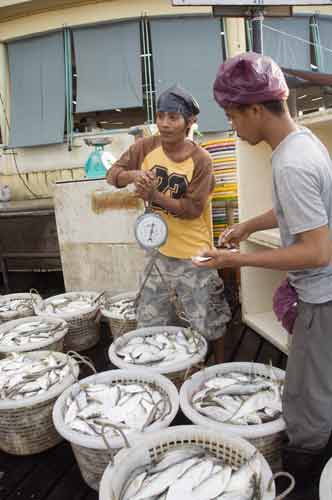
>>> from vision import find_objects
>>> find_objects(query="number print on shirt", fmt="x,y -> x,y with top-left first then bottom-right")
153,166 -> 169,193
152,165 -> 189,212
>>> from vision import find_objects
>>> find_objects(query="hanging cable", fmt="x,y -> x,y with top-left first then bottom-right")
0,88 -> 47,199
262,23 -> 332,56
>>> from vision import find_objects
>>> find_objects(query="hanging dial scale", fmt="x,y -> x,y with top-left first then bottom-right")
135,200 -> 168,250
133,185 -> 189,326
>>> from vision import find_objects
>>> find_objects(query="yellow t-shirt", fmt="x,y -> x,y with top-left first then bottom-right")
109,136 -> 215,259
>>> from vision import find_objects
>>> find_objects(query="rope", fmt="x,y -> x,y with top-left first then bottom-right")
66,351 -> 97,375
99,422 -> 130,464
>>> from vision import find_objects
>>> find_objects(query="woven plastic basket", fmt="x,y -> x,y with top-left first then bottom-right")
100,292 -> 137,340
0,316 -> 68,359
53,368 -> 179,491
99,425 -> 291,500
180,362 -> 286,472
33,292 -> 100,352
320,456 -> 332,500
0,350 -> 79,455
0,293 -> 35,323
108,326 -> 208,389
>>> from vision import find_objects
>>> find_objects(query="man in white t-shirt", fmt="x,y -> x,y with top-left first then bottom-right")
195,52 -> 332,498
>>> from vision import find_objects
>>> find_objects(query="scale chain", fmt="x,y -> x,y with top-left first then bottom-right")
132,249 -> 190,327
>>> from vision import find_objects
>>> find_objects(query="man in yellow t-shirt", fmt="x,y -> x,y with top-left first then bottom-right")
107,85 -> 231,362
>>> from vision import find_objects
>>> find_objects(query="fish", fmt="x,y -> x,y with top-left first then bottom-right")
123,471 -> 148,499
40,293 -> 97,315
0,319 -> 64,346
204,377 -> 238,391
191,465 -> 232,500
218,453 -> 262,500
65,381 -> 171,438
194,403 -> 233,423
0,298 -> 32,316
192,368 -> 283,426
103,298 -> 136,320
130,458 -> 200,500
228,387 -> 281,422
116,329 -> 205,368
70,417 -> 96,435
166,484 -> 197,500
0,353 -> 73,400
166,458 -> 215,499
121,447 -> 263,500
65,399 -> 79,425
149,448 -> 204,475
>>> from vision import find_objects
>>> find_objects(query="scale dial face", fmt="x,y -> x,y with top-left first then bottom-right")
135,212 -> 168,250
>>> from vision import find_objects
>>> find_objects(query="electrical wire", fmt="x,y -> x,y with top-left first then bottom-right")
0,88 -> 49,199
262,23 -> 332,56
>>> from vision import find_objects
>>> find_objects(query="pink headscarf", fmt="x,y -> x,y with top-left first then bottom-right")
213,52 -> 289,108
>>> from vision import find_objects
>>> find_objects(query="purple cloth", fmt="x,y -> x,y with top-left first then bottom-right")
213,52 -> 289,108
273,279 -> 298,334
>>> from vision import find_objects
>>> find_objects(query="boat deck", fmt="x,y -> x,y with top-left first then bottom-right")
0,316 -> 297,500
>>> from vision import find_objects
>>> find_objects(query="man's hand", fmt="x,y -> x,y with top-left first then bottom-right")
218,210 -> 278,247
194,225 -> 331,271
134,171 -> 156,202
218,222 -> 251,248
192,247 -> 240,269
133,170 -> 155,190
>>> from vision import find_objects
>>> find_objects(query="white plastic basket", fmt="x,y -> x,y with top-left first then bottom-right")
33,292 -> 100,352
180,362 -> 286,471
99,425 -> 290,500
0,293 -> 35,323
0,350 -> 79,455
100,291 -> 137,340
320,456 -> 332,500
0,316 -> 68,358
53,368 -> 179,491
108,326 -> 208,389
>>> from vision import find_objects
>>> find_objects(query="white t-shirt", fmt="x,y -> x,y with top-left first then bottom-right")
272,127 -> 332,303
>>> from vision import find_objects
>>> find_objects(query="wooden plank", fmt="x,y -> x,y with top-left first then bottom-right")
0,200 -> 54,213
5,442 -> 75,500
0,452 -> 37,499
83,489 -> 98,500
257,340 -> 282,368
233,328 -> 261,362
0,305 -> 291,500
2,252 -> 59,258
46,463 -> 90,500
0,210 -> 55,218
244,312 -> 289,355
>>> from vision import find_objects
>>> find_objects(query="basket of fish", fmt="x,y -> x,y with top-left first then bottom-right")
0,293 -> 35,323
179,362 -> 286,472
33,291 -> 100,352
108,326 -> 208,389
52,368 -> 179,491
319,456 -> 332,500
0,350 -> 79,455
99,425 -> 294,500
100,292 -> 137,340
0,316 -> 68,358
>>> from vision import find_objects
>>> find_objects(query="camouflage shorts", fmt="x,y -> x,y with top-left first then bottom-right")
136,253 -> 231,341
